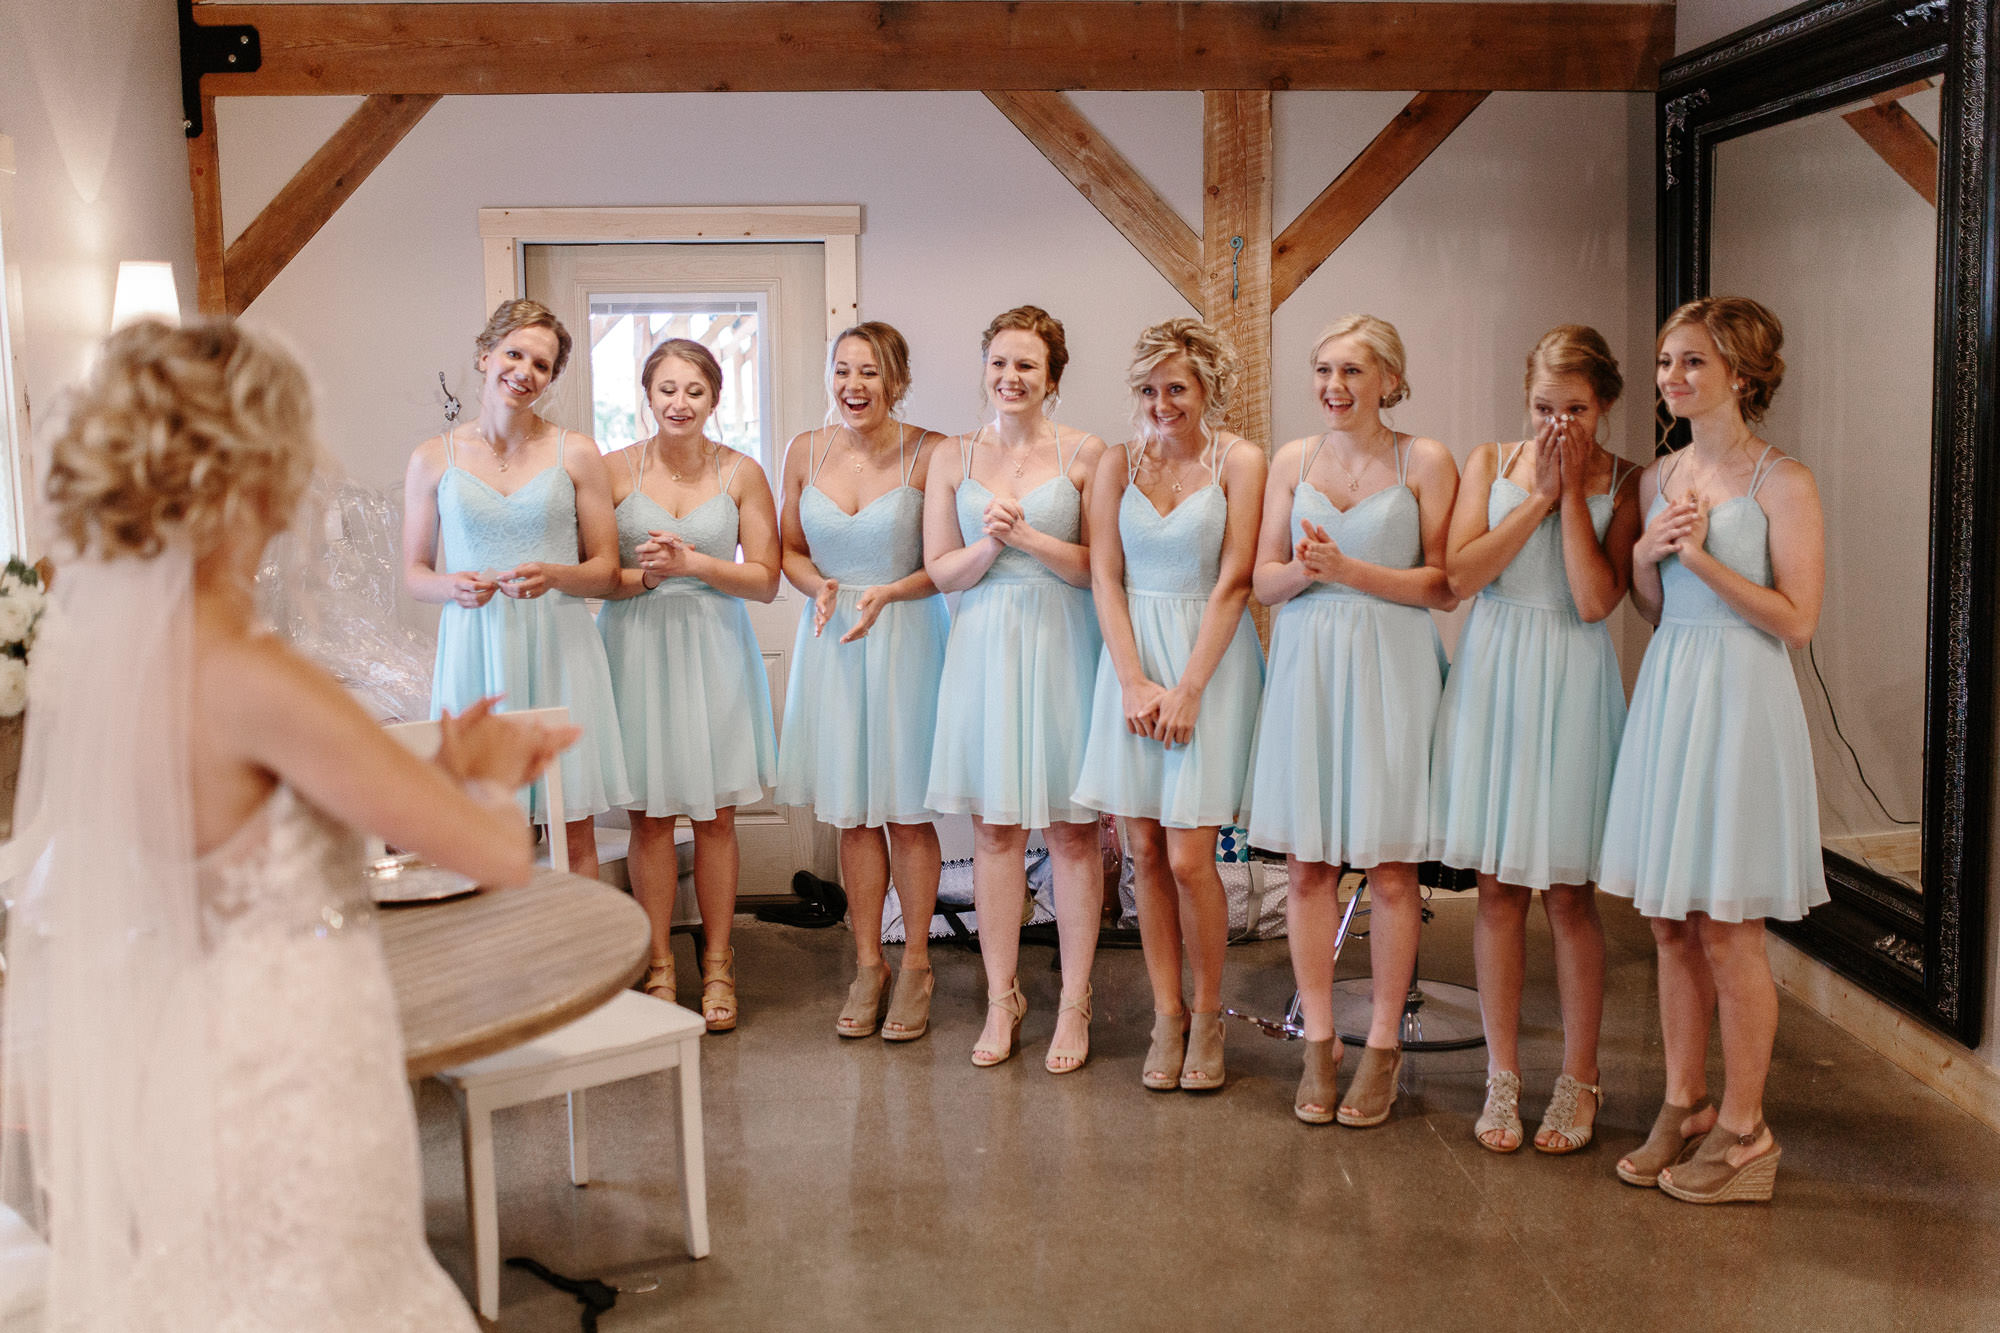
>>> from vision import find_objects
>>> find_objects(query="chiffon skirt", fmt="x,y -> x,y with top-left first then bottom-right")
599,588 -> 777,821
1428,595 -> 1625,889
431,593 -> 631,823
927,579 -> 1102,828
1071,591 -> 1263,829
1599,620 -> 1828,922
1241,592 -> 1443,866
775,589 -> 949,828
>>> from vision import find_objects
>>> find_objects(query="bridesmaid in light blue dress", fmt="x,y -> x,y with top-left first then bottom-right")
1429,325 -> 1640,1156
776,323 -> 950,1042
924,306 -> 1107,1072
403,299 -> 630,879
1602,298 -> 1825,1205
1073,318 -> 1266,1093
599,337 -> 780,1032
1240,314 -> 1458,1128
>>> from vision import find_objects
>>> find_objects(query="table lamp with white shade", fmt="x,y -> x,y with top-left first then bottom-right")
110,261 -> 181,329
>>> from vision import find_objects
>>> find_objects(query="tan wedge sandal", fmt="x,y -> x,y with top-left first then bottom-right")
1615,1097 -> 1715,1187
1659,1120 -> 1781,1204
700,948 -> 738,1032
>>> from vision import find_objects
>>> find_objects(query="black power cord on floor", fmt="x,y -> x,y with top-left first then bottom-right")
1805,639 -> 1919,827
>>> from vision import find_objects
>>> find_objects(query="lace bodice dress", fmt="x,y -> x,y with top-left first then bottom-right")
197,784 -> 477,1330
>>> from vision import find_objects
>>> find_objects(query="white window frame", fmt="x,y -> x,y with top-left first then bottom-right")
476,205 -> 860,343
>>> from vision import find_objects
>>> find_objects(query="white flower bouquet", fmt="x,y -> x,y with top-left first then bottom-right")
0,558 -> 47,718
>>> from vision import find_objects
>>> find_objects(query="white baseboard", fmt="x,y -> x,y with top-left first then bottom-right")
1768,933 -> 2000,1133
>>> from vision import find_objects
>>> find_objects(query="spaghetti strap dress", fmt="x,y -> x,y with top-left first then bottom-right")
1599,445 -> 1829,922
429,427 -> 631,823
926,431 -> 1102,828
1071,440 -> 1264,829
598,446 -> 778,820
775,430 -> 950,828
1427,447 -> 1632,889
1241,435 -> 1445,866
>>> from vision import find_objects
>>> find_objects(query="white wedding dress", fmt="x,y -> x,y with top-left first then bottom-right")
195,783 -> 478,1331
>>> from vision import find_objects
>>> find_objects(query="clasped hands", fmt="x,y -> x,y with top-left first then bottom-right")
1121,677 -> 1202,749
448,565 -> 553,606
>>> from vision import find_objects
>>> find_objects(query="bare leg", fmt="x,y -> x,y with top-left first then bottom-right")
1618,916 -> 1720,1177
1359,861 -> 1421,1050
1165,826 -> 1227,1014
839,825 -> 891,971
626,812 -> 681,964
1285,858 -> 1344,1043
971,818 -> 1031,1053
1045,820 -> 1105,1063
1531,882 -> 1605,1149
689,808 -> 739,958
1126,818 -> 1183,1016
884,821 -> 941,972
1474,873 -> 1531,1076
563,817 -> 600,881
1697,915 -> 1780,1166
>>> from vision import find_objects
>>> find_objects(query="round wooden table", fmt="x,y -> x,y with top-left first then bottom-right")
380,870 -> 650,1078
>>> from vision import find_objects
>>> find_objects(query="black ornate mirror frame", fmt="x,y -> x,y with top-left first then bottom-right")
1657,0 -> 1991,1046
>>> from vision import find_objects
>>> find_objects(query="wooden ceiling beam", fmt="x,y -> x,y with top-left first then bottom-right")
186,3 -> 1676,96
224,93 -> 440,315
1844,100 -> 1939,208
187,95 -> 227,315
1271,90 -> 1488,307
985,92 -> 1203,308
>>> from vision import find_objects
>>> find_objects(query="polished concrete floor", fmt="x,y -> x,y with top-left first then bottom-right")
414,893 -> 2000,1331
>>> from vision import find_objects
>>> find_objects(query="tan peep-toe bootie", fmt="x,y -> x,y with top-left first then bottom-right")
835,960 -> 892,1038
1615,1097 -> 1714,1187
1142,1011 -> 1188,1090
1336,1045 -> 1403,1127
1294,1038 -> 1343,1124
881,965 -> 934,1042
1660,1120 -> 1780,1204
1178,1011 -> 1225,1091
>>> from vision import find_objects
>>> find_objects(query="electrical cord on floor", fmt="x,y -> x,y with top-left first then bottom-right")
1806,639 -> 1919,826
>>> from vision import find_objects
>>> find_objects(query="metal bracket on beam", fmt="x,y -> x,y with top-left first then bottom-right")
180,0 -> 260,137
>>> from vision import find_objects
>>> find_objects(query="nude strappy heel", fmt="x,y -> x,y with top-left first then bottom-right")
641,955 -> 675,1002
1044,985 -> 1092,1074
699,948 -> 738,1032
971,981 -> 1026,1067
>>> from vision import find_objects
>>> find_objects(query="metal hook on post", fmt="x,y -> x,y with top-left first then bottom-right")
438,372 -> 461,425
1229,235 -> 1245,302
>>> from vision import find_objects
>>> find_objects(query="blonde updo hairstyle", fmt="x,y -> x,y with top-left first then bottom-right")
827,321 -> 913,415
45,319 -> 320,561
1658,296 -> 1785,423
980,305 -> 1070,396
1126,317 -> 1240,435
475,299 -> 572,383
1526,324 -> 1624,408
1312,313 -> 1411,408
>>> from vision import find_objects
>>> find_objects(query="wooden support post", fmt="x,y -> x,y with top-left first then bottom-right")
985,91 -> 1202,307
187,95 -> 227,316
224,93 -> 442,315
1843,100 -> 1939,208
1271,91 -> 1488,307
1202,91 -> 1272,453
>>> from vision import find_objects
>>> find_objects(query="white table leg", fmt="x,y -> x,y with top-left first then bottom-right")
568,1088 -> 591,1185
458,1089 -> 501,1321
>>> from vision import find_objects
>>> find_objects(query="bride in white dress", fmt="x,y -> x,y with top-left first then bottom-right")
1,319 -> 576,1330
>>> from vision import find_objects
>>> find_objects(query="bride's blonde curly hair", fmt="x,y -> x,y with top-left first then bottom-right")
45,319 -> 321,560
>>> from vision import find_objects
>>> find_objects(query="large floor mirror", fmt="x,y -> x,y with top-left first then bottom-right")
1657,0 -> 1993,1046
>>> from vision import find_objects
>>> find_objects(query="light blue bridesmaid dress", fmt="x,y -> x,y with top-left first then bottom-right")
598,446 -> 777,821
1241,434 -> 1444,865
927,431 -> 1102,828
774,430 -> 950,828
429,427 -> 632,823
1427,445 -> 1632,889
1599,445 -> 1828,922
1071,439 -> 1263,828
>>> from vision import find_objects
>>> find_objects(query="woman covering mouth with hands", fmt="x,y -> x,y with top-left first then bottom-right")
597,336 -> 780,1032
1240,314 -> 1459,1129
403,299 -> 631,879
775,322 -> 952,1042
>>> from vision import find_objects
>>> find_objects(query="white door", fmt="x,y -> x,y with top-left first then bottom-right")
527,241 -> 836,897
